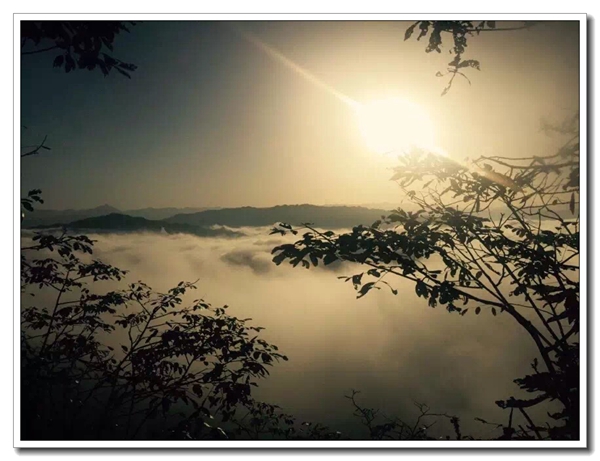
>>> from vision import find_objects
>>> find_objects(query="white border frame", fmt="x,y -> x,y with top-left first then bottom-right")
13,12 -> 588,449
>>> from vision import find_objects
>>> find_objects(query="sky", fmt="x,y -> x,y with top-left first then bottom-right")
20,20 -> 580,210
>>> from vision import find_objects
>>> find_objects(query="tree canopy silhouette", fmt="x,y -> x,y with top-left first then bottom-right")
20,21 -> 137,160
404,20 -> 536,95
19,20 -> 294,441
21,21 -> 137,78
270,21 -> 580,440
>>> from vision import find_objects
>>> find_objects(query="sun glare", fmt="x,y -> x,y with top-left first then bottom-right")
356,97 -> 437,156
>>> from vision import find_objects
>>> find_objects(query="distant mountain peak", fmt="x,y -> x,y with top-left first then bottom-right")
22,204 -> 391,230
165,204 -> 389,229
93,204 -> 120,212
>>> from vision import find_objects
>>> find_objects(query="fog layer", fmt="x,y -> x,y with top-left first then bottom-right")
23,228 -> 541,438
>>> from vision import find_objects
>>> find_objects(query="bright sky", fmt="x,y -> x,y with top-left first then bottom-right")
20,21 -> 579,210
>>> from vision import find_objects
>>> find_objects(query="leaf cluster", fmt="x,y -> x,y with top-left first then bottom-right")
404,21 -> 535,95
22,21 -> 137,78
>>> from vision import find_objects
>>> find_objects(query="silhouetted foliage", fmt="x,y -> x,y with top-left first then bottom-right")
21,134 -> 51,158
271,112 -> 580,440
224,400 -> 341,440
21,21 -> 137,163
272,21 -> 580,440
21,228 -> 289,440
21,189 -> 44,220
346,390 -> 476,440
404,21 -> 536,94
269,21 -> 579,440
21,21 -> 137,78
20,19 -> 293,441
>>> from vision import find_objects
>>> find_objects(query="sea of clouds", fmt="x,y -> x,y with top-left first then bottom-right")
21,227 -> 544,438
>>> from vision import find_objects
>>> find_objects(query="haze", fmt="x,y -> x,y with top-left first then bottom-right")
21,21 -> 579,210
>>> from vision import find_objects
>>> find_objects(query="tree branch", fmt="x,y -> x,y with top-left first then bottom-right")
22,45 -> 60,56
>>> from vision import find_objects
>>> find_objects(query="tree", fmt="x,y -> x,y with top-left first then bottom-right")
21,231 -> 289,440
19,21 -> 290,441
270,22 -> 580,440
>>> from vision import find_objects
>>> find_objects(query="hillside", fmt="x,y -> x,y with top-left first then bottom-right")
22,205 -> 220,227
30,213 -> 243,238
22,204 -> 121,228
165,204 -> 389,229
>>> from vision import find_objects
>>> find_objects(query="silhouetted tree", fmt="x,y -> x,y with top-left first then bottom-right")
19,20 -> 291,441
21,230 -> 289,440
270,22 -> 580,440
345,390 -> 474,440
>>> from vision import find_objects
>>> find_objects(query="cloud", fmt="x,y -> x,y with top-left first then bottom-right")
220,249 -> 273,274
20,228 -> 545,438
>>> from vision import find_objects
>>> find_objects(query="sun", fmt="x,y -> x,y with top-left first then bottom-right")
356,97 -> 437,155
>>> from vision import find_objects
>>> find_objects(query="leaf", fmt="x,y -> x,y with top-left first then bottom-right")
352,273 -> 363,287
564,290 -> 579,324
323,253 -> 337,266
404,22 -> 418,41
65,54 -> 75,73
491,308 -> 497,316
457,59 -> 481,71
569,192 -> 575,215
53,55 -> 64,68
475,307 -> 481,315
272,252 -> 286,266
114,67 -> 132,79
192,384 -> 203,397
357,282 -> 376,299
145,328 -> 159,343
415,280 -> 428,298
380,280 -> 398,295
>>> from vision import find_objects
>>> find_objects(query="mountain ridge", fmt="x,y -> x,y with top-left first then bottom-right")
22,204 -> 391,231
21,205 -> 219,227
165,204 -> 389,229
29,212 -> 243,238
